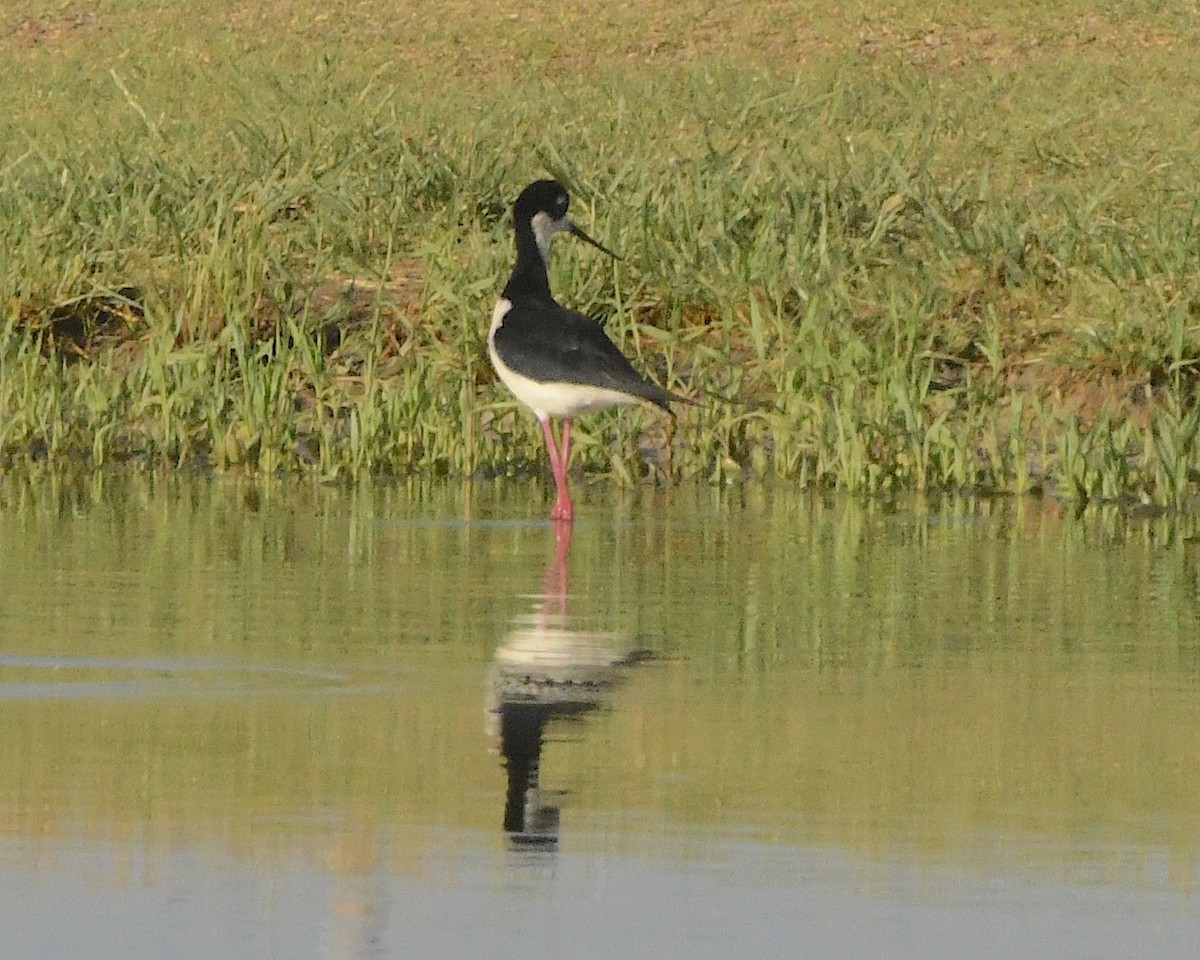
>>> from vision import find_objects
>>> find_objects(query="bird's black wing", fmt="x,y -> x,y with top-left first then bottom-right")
494,303 -> 688,410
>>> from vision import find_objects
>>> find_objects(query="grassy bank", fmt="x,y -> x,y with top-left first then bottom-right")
3,2 -> 1200,505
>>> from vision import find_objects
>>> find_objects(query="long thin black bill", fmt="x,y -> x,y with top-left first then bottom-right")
569,223 -> 621,260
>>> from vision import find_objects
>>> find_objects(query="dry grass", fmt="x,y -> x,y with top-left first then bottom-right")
5,1 -> 1194,72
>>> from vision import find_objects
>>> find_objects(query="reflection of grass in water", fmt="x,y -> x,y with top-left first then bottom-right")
0,474 -> 1199,886
4,4 -> 1200,503
590,493 -> 1200,884
591,666 -> 1200,885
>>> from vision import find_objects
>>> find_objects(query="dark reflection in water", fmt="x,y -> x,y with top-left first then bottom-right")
489,521 -> 645,847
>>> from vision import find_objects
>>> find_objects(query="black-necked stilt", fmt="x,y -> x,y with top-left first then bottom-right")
488,179 -> 692,522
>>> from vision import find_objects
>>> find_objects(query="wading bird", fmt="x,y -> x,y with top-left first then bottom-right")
488,179 -> 691,522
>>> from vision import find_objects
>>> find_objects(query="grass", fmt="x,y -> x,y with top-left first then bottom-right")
3,1 -> 1200,506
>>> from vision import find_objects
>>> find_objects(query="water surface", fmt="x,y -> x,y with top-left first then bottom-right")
1,476 -> 1198,958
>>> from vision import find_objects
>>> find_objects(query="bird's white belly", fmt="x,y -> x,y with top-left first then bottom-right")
493,364 -> 638,420
488,298 -> 637,421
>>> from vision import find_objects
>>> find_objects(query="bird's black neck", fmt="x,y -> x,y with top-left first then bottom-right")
503,225 -> 555,304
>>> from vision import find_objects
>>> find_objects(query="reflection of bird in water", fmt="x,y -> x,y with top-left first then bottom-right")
487,522 -> 648,847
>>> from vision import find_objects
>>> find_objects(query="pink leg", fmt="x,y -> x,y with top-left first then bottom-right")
540,419 -> 563,479
543,518 -> 574,615
540,418 -> 574,522
535,517 -> 574,630
553,419 -> 574,521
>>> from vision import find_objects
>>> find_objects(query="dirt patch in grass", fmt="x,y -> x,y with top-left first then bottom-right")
36,288 -> 145,361
296,259 -> 425,356
21,260 -> 425,366
9,12 -> 100,49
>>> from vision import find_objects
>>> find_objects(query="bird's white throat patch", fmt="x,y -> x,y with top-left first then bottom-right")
530,211 -> 571,265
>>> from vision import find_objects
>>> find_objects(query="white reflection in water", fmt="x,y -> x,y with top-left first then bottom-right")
0,653 -> 351,700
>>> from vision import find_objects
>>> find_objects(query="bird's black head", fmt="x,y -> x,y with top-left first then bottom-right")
512,179 -> 618,263
514,179 -> 570,224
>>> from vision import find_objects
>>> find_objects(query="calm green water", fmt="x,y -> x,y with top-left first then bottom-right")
1,474 -> 1199,959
